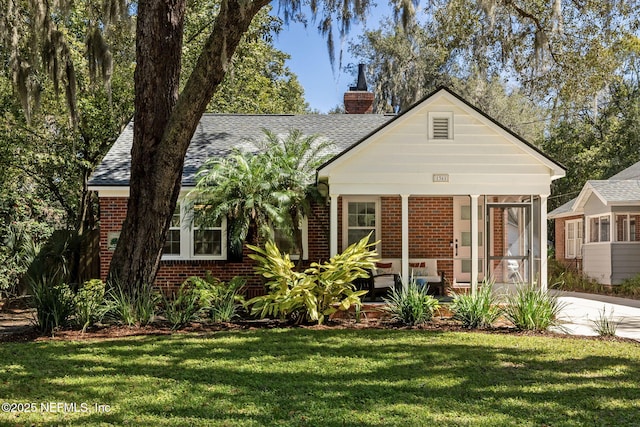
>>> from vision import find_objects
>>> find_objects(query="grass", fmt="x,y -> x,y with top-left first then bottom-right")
0,330 -> 639,426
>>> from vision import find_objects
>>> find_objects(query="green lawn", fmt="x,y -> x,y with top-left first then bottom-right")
0,329 -> 638,426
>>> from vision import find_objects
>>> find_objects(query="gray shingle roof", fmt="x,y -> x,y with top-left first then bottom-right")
588,180 -> 640,203
548,198 -> 576,218
610,161 -> 640,180
89,114 -> 394,187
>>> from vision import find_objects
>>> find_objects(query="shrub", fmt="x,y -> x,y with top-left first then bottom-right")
503,283 -> 565,331
162,284 -> 203,330
590,307 -> 620,337
106,282 -> 160,326
208,276 -> 245,323
450,280 -> 502,329
247,235 -> 375,324
382,280 -> 440,326
548,258 -> 604,294
616,275 -> 640,298
29,276 -> 75,334
161,275 -> 246,329
74,279 -> 107,332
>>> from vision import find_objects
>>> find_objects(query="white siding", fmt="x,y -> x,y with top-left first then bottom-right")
319,92 -> 558,196
583,244 -> 612,285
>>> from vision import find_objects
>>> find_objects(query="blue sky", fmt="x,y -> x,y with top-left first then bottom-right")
272,5 -> 390,113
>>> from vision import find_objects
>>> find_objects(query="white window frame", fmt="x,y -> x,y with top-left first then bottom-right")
190,206 -> 227,260
428,112 -> 454,140
342,197 -> 380,250
162,201 -> 228,261
586,214 -> 611,243
272,216 -> 309,260
162,203 -> 184,260
614,213 -> 639,243
565,219 -> 583,259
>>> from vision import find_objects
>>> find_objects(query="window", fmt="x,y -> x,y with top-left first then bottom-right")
163,204 -> 182,256
588,215 -> 610,243
162,201 -> 227,260
565,219 -> 583,258
615,214 -> 638,242
192,205 -> 224,257
272,217 -> 309,260
428,112 -> 453,140
344,199 -> 378,248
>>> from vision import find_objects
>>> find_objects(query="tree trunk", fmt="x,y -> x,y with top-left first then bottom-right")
108,0 -> 270,291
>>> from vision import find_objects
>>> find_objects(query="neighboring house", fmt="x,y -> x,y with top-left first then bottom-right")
549,161 -> 640,285
89,84 -> 565,296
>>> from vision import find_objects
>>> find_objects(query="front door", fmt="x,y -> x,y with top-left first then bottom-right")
453,196 -> 484,284
487,203 -> 532,284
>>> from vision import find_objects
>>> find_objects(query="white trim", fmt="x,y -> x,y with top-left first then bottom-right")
90,187 -> 130,197
401,194 -> 409,287
613,213 -> 639,243
470,195 -> 479,295
330,194 -> 339,257
586,214 -> 612,244
540,195 -> 548,292
342,196 -> 380,252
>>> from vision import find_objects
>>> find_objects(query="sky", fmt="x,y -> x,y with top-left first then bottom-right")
272,4 -> 390,113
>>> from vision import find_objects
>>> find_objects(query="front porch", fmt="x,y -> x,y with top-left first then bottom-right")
328,194 -> 549,296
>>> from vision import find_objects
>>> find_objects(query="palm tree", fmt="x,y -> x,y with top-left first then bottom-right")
257,129 -> 333,260
189,129 -> 333,261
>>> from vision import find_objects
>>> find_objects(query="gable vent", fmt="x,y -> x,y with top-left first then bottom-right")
432,117 -> 450,139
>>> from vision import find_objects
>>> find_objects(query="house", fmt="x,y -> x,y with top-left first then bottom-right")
89,82 -> 565,296
549,161 -> 640,285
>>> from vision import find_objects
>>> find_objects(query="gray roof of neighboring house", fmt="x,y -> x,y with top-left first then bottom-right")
89,114 -> 394,187
550,179 -> 640,219
548,198 -> 576,218
610,160 -> 640,180
588,180 -> 640,203
549,161 -> 640,219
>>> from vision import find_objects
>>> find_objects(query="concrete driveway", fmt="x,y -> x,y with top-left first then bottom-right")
549,290 -> 640,341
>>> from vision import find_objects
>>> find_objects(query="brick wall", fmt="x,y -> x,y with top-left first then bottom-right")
98,197 -> 331,294
99,197 -> 128,281
407,196 -> 454,280
99,195 -> 455,292
381,196 -> 402,257
343,91 -> 374,114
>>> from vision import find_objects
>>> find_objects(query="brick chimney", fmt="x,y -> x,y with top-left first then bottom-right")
344,64 -> 374,114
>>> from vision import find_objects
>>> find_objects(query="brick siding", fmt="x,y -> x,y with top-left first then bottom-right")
99,195 -> 456,293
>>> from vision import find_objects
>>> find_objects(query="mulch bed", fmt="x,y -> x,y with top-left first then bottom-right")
0,314 -> 637,344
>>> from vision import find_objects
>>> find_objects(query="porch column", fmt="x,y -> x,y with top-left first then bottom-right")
401,194 -> 410,287
330,194 -> 339,257
470,195 -> 479,295
540,195 -> 548,292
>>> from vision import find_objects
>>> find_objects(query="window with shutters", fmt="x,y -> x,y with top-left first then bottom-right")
565,219 -> 583,259
428,112 -> 453,140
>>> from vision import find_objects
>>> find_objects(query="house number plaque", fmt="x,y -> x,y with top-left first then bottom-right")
433,173 -> 449,183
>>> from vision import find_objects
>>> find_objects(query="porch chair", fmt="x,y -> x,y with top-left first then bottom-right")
370,262 -> 402,299
353,261 -> 401,301
410,260 -> 446,296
